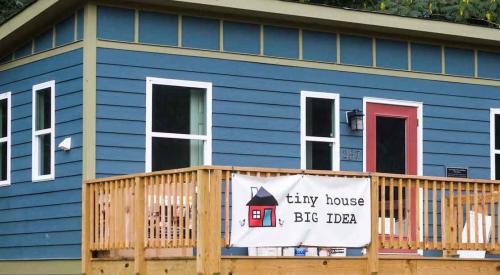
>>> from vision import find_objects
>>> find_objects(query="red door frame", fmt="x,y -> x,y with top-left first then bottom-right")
366,102 -> 418,253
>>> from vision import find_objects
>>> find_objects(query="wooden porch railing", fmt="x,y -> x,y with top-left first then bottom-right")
81,166 -> 500,275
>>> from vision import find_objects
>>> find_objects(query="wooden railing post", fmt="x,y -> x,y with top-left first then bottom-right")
367,175 -> 379,275
196,169 -> 222,275
134,176 -> 146,275
82,182 -> 92,275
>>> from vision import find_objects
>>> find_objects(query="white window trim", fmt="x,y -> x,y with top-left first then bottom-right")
300,91 -> 340,170
145,77 -> 212,172
0,92 -> 11,187
490,108 -> 500,180
32,80 -> 55,182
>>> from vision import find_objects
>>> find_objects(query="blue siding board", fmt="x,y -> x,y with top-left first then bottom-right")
445,47 -> 474,77
97,6 -> 135,42
14,42 -> 32,59
376,39 -> 407,70
182,16 -> 219,50
34,29 -> 53,53
478,51 -> 500,80
263,26 -> 298,59
0,49 -> 83,260
223,21 -> 260,55
55,15 -> 75,46
0,245 -> 81,260
411,43 -> 442,73
0,217 -> 81,235
302,30 -> 336,63
340,35 -> 372,66
138,11 -> 178,46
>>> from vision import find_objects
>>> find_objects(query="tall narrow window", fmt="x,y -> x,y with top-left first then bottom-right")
491,109 -> 500,180
301,91 -> 340,170
0,92 -> 11,186
146,78 -> 212,172
32,81 -> 55,181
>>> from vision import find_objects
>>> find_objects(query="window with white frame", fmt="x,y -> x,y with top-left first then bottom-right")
252,210 -> 261,219
32,81 -> 55,181
0,92 -> 11,186
301,91 -> 340,170
146,77 -> 212,172
491,109 -> 500,180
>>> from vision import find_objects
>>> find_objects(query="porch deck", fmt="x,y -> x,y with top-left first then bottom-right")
81,166 -> 500,275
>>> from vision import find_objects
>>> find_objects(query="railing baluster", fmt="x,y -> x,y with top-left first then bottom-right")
192,171 -> 198,247
173,173 -> 178,247
180,173 -> 185,246
160,175 -> 165,247
166,174 -> 172,247
432,180 -> 437,249
381,177 -> 386,248
474,182 -> 479,250
424,180 -> 429,249
490,183 -> 495,250
111,181 -> 116,248
466,182 -> 471,248
184,173 -> 190,246
89,184 -> 95,250
153,176 -> 161,250
441,180 -> 446,250
415,179 -> 420,249
406,178 -> 411,248
458,182 -> 463,247
389,178 -> 394,248
225,170 -> 230,247
398,178 -> 403,248
449,181 -> 455,250
481,183 -> 487,250
99,183 -> 104,250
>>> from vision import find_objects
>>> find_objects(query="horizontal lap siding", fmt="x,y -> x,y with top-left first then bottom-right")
0,49 -> 83,259
96,48 -> 500,181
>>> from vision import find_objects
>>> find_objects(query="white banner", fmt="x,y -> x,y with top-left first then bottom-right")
230,174 -> 371,247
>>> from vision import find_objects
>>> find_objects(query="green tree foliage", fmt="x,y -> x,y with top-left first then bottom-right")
297,0 -> 500,26
0,0 -> 34,24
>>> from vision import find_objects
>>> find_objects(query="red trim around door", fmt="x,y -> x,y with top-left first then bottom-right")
366,102 -> 418,253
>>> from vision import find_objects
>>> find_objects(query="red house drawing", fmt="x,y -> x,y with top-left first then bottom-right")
246,187 -> 278,227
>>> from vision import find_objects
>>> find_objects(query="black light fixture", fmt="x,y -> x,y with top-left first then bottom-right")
346,109 -> 364,131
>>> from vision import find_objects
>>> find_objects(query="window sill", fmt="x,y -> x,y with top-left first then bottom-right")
32,175 -> 55,182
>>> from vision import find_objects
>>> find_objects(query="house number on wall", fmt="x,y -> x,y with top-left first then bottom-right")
341,149 -> 362,161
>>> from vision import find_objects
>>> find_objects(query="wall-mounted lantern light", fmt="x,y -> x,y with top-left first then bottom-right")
346,109 -> 364,131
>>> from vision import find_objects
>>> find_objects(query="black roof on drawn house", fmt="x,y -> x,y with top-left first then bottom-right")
246,187 -> 278,206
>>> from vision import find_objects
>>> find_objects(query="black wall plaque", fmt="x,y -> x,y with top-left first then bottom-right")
446,167 -> 468,178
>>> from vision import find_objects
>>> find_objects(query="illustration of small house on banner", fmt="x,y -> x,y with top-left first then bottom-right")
247,187 -> 278,227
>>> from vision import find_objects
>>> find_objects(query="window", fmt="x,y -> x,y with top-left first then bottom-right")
252,210 -> 261,219
491,109 -> 500,180
300,91 -> 340,170
32,81 -> 55,181
0,92 -> 11,186
146,77 -> 212,172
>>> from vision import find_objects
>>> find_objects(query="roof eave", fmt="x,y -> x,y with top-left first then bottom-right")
0,0 -> 84,55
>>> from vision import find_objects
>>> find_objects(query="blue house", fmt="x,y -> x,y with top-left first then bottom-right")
0,0 -> 499,274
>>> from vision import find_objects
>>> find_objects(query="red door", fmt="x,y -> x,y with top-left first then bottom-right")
366,102 -> 418,253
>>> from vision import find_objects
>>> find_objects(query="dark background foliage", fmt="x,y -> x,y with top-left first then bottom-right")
0,0 -> 34,24
287,0 -> 500,27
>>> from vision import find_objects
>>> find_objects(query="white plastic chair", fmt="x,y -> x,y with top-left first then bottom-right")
457,211 -> 492,259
